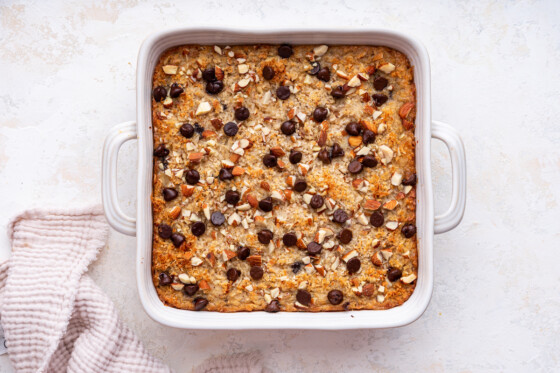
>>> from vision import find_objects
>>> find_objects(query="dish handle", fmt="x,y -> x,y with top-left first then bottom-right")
431,121 -> 467,234
101,121 -> 137,236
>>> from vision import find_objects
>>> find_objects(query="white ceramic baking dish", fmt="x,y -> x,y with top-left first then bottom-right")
102,28 -> 466,330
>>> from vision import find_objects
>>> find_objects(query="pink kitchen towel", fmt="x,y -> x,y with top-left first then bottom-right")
0,207 -> 265,373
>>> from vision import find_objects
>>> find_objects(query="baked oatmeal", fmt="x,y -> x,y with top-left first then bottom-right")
151,44 -> 417,312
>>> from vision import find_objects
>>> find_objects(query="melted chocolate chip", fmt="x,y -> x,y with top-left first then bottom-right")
308,61 -> 320,75
193,297 -> 208,311
282,232 -> 297,247
159,272 -> 172,286
250,266 -> 264,280
234,107 -> 250,121
362,129 -> 376,145
265,300 -> 281,313
307,242 -> 323,256
402,173 -> 417,186
370,211 -> 384,227
263,154 -> 278,168
153,86 -> 167,102
317,67 -> 331,82
373,76 -> 388,90
225,190 -> 241,205
345,122 -> 362,136
372,93 -> 388,106
210,211 -> 225,226
237,246 -> 250,260
387,267 -> 402,282
219,168 -> 234,181
331,143 -> 344,158
348,160 -> 363,174
310,195 -> 324,209
327,290 -> 343,305
346,257 -> 361,274
318,147 -> 331,164
223,121 -> 239,137
362,155 -> 378,168
278,44 -> 293,58
293,179 -> 308,193
206,80 -> 224,94
158,224 -> 173,239
276,86 -> 291,100
257,229 -> 273,244
291,261 -> 303,274
258,197 -> 273,212
169,83 -> 183,98
191,222 -> 206,237
162,188 -> 178,201
333,209 -> 348,224
185,169 -> 200,185
313,107 -> 328,122
226,268 -> 241,282
331,85 -> 346,99
337,229 -> 353,244
180,123 -> 195,138
194,123 -> 204,137
296,289 -> 311,306
202,67 -> 217,82
281,120 -> 296,135
154,144 -> 169,158
289,149 -> 303,164
170,233 -> 185,248
402,223 -> 417,238
184,284 -> 199,296
262,66 -> 275,80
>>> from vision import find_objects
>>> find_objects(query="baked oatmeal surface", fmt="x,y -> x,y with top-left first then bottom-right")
151,44 -> 417,312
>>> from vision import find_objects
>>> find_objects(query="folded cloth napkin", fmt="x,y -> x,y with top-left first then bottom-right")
0,207 -> 265,373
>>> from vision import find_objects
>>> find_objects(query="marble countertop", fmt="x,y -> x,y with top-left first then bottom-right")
1,0 -> 559,371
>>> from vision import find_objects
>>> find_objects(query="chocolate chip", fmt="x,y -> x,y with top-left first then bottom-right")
154,144 -> 169,157
184,284 -> 199,296
289,149 -> 302,164
291,261 -> 303,274
348,160 -> 363,174
191,221 -> 206,237
402,173 -> 417,186
153,86 -> 167,102
373,76 -> 388,90
223,122 -> 239,137
278,44 -> 293,58
159,272 -> 172,286
263,154 -> 277,168
202,67 -> 217,82
387,267 -> 402,282
296,289 -> 311,306
281,120 -> 296,135
345,122 -> 362,136
362,155 -> 378,168
293,179 -> 307,193
370,211 -> 384,227
180,123 -> 195,138
331,143 -> 344,158
226,268 -> 241,282
372,93 -> 388,106
265,300 -> 280,313
193,297 -> 208,311
308,61 -> 321,75
331,85 -> 346,99
337,229 -> 352,244
283,232 -> 297,247
402,223 -> 417,238
219,168 -> 234,181
234,107 -> 250,121
170,233 -> 185,248
318,147 -> 331,164
310,195 -> 324,209
225,190 -> 240,205
206,80 -> 224,94
342,302 -> 350,311
327,290 -> 343,305
259,197 -> 273,212
313,107 -> 328,122
158,224 -> 173,239
210,211 -> 225,226
258,229 -> 273,244
317,67 -> 331,82
169,83 -> 183,98
307,242 -> 322,256
250,266 -> 264,280
276,86 -> 291,100
162,188 -> 178,201
333,209 -> 348,224
262,66 -> 275,80
185,169 -> 200,185
346,257 -> 361,274
362,129 -> 376,145
237,246 -> 250,260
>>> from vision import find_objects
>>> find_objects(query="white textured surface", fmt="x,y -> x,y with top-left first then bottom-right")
1,0 -> 559,371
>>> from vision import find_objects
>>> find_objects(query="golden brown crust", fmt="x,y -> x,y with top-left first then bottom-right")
151,44 -> 417,312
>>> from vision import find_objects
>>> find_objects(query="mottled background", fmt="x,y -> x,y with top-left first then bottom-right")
1,0 -> 559,371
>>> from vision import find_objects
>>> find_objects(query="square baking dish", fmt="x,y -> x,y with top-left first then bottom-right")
102,28 -> 466,329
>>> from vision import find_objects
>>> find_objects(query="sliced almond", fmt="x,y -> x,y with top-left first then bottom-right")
383,199 -> 398,210
247,255 -> 262,267
162,97 -> 173,108
385,221 -> 399,231
246,194 -> 258,208
238,78 -> 251,88
191,257 -> 203,266
362,283 -> 375,297
380,249 -> 393,260
342,249 -> 358,263
399,102 -> 415,119
232,166 -> 245,176
401,274 -> 417,284
199,280 -> 210,290
391,172 -> 403,186
181,184 -> 195,196
202,130 -> 217,138
348,136 -> 362,148
188,152 -> 204,163
171,283 -> 184,291
223,249 -> 237,261
167,206 -> 181,219
378,62 -> 395,74
371,252 -> 383,266
162,65 -> 178,75
270,147 -> 285,157
402,119 -> 414,130
313,45 -> 329,57
238,64 -> 249,74
195,101 -> 212,116
347,75 -> 361,87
